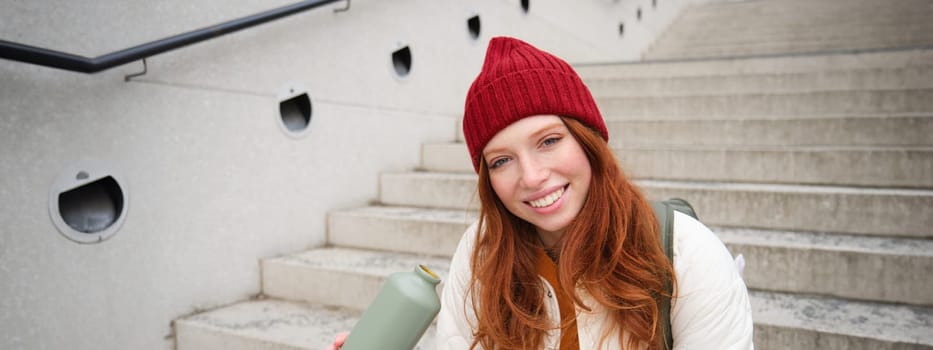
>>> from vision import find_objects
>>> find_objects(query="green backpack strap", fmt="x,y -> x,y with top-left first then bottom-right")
651,198 -> 698,350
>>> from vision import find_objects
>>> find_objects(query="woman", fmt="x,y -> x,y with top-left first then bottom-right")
434,37 -> 753,349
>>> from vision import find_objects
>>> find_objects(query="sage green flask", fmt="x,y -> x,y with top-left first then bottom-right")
342,264 -> 441,350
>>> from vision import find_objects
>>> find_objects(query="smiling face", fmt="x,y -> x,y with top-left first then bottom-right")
482,115 -> 592,243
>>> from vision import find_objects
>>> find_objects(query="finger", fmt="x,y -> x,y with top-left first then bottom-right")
335,331 -> 350,346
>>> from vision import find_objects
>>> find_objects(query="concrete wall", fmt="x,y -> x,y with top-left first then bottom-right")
0,0 -> 695,348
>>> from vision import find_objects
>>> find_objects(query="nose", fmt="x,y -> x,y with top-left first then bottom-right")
519,156 -> 548,188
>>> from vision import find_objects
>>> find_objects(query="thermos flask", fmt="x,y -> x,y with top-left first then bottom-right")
341,264 -> 442,350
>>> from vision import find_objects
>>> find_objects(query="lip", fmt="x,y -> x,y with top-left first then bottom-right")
523,184 -> 568,203
524,184 -> 569,213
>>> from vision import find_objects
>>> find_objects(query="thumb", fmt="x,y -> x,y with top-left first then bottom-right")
335,331 -> 350,346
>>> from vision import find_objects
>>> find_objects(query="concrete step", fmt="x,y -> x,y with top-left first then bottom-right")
646,38 -> 933,61
380,172 -> 933,237
260,247 -> 450,311
751,290 -> 933,350
646,0 -> 933,59
688,1 -> 929,19
638,179 -> 933,238
380,172 -> 479,210
657,23 -> 933,50
574,49 -> 933,79
673,7 -> 932,34
682,0 -> 930,25
690,0 -> 928,13
605,115 -> 933,148
719,227 -> 933,305
174,299 -> 437,350
327,206 -> 476,257
674,8 -> 933,29
327,203 -> 933,305
421,143 -> 471,173
584,66 -> 933,97
174,291 -> 933,350
596,89 -> 933,119
421,142 -> 933,188
617,145 -> 933,189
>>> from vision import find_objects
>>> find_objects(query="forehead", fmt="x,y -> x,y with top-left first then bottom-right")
483,115 -> 565,153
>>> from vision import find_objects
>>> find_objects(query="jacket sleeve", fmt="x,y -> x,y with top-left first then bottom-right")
670,212 -> 754,350
435,222 -> 480,350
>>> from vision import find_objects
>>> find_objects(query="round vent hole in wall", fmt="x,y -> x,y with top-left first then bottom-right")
276,83 -> 313,138
521,0 -> 530,13
280,93 -> 312,132
467,15 -> 481,39
392,46 -> 412,78
59,177 -> 124,233
49,161 -> 128,244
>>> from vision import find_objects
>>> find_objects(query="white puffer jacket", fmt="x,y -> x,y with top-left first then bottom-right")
435,211 -> 754,350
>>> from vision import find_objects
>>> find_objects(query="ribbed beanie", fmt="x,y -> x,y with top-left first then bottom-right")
463,36 -> 608,173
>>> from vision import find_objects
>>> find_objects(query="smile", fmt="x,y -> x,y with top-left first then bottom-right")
527,186 -> 566,208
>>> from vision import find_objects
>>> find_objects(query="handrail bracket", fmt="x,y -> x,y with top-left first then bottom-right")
124,59 -> 148,82
335,0 -> 350,13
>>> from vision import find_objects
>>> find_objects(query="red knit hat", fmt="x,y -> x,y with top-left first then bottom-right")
463,36 -> 608,173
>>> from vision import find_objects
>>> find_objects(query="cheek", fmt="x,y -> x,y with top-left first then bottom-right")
488,174 -> 512,202
568,148 -> 593,188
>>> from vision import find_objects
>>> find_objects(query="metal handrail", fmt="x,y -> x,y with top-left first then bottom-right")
0,0 -> 345,73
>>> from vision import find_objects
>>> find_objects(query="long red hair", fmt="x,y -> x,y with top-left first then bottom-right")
468,117 -> 675,349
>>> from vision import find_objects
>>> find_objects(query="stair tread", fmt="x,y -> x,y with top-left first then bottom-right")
595,88 -> 933,99
573,48 -> 933,78
177,299 -> 359,349
266,247 -> 451,278
176,299 -> 438,350
750,290 -> 933,345
635,179 -> 933,196
715,227 -> 933,256
332,205 -> 476,224
602,111 -> 933,121
176,291 -> 933,349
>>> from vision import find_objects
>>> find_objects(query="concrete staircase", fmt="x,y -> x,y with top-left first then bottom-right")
174,0 -> 933,349
644,0 -> 933,60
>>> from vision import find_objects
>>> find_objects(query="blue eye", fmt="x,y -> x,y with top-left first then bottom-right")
542,137 -> 561,146
489,158 -> 509,169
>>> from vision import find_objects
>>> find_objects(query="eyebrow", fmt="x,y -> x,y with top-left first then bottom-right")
483,121 -> 566,159
530,121 -> 566,139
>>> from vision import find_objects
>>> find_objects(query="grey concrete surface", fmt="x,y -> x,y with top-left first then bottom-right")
750,290 -> 933,349
379,172 -> 480,210
176,300 -> 360,350
585,66 -> 933,97
647,0 -> 933,59
261,247 -> 449,310
719,228 -> 933,305
637,179 -> 933,238
328,206 -> 476,257
175,299 -> 438,350
596,89 -> 933,119
605,115 -> 933,147
575,49 -> 933,79
617,146 -> 933,188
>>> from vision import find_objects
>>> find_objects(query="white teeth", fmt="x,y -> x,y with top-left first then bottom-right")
529,187 -> 564,208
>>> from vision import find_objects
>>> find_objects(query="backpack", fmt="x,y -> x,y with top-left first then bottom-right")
651,198 -> 698,350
